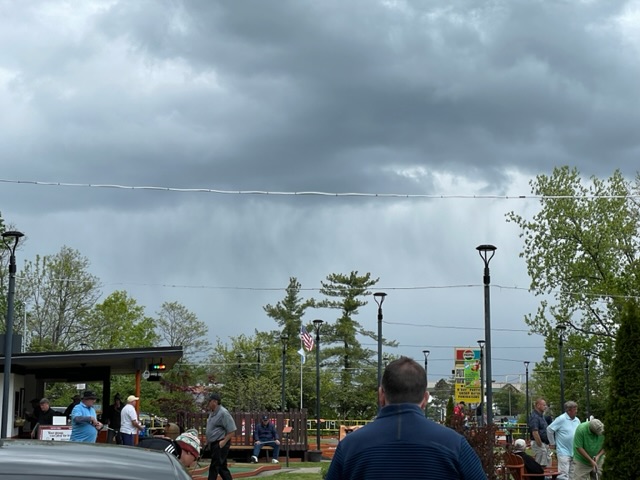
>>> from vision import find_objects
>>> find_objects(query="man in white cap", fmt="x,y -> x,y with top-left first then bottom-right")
120,394 -> 145,446
573,418 -> 605,480
512,438 -> 545,478
139,428 -> 202,468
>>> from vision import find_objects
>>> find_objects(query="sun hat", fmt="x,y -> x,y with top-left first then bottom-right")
127,395 -> 139,403
175,429 -> 201,459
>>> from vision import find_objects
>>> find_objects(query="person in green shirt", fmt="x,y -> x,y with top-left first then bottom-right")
573,418 -> 604,480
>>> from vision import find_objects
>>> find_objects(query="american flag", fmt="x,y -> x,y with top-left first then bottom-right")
300,325 -> 315,352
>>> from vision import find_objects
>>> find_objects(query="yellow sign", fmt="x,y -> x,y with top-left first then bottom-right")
453,347 -> 481,403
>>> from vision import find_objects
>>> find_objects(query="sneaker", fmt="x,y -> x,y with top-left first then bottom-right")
250,456 -> 258,464
271,459 -> 279,464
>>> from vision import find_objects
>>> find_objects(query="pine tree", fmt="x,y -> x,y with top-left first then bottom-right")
602,301 -> 640,478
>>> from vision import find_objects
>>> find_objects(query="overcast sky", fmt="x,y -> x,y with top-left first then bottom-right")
2,0 -> 640,383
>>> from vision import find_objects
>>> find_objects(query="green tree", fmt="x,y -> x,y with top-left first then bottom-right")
493,385 -> 524,417
83,290 -> 158,349
603,301 -> 640,478
506,167 -> 640,409
263,277 -> 316,410
427,378 -> 453,422
317,271 -> 397,419
156,301 -> 211,360
19,246 -> 101,351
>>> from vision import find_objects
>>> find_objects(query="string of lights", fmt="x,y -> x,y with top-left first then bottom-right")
2,178 -> 640,200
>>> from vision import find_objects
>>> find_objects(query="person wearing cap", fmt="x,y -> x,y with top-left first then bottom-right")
120,394 -> 145,446
205,392 -> 237,480
64,394 -> 81,421
547,400 -> 580,480
572,418 -> 605,480
251,415 -> 280,464
512,438 -> 545,479
102,393 -> 123,444
31,398 -> 55,439
139,428 -> 202,468
70,390 -> 103,443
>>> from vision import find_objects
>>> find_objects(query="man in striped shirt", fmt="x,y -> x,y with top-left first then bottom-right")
326,357 -> 486,479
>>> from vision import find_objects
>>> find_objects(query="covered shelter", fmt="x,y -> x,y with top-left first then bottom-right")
0,345 -> 183,438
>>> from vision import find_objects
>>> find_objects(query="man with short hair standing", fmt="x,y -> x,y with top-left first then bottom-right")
120,394 -> 145,446
548,400 -> 580,480
326,357 -> 485,479
529,397 -> 551,466
70,390 -> 103,443
206,393 -> 237,480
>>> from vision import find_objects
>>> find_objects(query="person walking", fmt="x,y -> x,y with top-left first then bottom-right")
572,418 -> 605,480
120,394 -> 145,446
206,393 -> 237,480
251,415 -> 281,464
69,390 -> 102,443
326,356 -> 486,480
528,397 -> 551,467
102,393 -> 123,444
548,400 -> 580,480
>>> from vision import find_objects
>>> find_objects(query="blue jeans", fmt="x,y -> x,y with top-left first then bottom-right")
252,440 -> 280,460
121,432 -> 137,446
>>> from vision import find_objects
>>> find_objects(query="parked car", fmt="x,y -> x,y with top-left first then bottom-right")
0,438 -> 191,479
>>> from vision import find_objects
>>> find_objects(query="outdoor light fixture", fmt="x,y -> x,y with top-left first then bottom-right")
312,319 -> 324,453
422,350 -> 430,382
524,361 -> 530,426
373,292 -> 387,389
476,244 -> 496,426
280,334 -> 288,412
1,230 -> 24,439
584,352 -> 590,419
556,323 -> 567,409
477,340 -> 485,427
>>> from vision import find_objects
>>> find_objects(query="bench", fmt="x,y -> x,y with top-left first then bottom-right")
229,444 -> 274,463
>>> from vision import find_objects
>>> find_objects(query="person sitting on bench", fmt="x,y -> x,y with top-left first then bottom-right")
251,415 -> 280,464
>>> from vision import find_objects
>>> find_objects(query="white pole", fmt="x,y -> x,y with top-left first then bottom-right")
300,336 -> 303,409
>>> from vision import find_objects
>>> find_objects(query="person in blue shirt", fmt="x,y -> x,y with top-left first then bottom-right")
70,390 -> 102,443
547,400 -> 580,480
326,356 -> 486,480
251,415 -> 281,464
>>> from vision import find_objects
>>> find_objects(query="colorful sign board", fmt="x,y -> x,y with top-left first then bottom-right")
453,347 -> 481,403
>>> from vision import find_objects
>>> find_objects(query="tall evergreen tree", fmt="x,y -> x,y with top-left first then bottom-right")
602,301 -> 640,479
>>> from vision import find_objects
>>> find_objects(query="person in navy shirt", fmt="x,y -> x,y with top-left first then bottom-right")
70,390 -> 102,443
251,415 -> 281,464
326,357 -> 485,480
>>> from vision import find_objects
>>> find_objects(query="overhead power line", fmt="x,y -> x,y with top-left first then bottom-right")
2,178 -> 640,199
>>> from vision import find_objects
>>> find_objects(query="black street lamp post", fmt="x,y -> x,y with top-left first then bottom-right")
557,324 -> 567,410
477,340 -> 485,427
373,292 -> 387,389
2,231 -> 24,439
584,353 -> 590,419
312,319 -> 323,453
256,347 -> 262,376
476,244 -> 496,425
524,361 -> 530,426
422,350 -> 430,382
280,334 -> 288,412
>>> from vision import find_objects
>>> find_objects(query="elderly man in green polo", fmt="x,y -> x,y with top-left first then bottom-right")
572,418 -> 605,480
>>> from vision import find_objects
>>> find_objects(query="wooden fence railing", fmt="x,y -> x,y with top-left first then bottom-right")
176,409 -> 308,453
